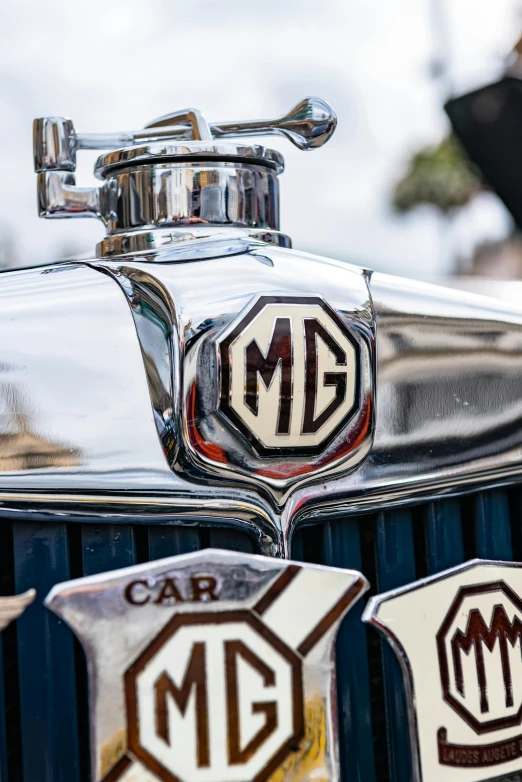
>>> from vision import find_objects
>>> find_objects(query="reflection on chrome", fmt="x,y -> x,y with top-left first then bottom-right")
1,249 -> 522,556
11,97 -> 522,557
0,375 -> 81,471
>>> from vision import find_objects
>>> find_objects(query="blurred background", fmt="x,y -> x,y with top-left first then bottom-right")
2,0 -> 522,287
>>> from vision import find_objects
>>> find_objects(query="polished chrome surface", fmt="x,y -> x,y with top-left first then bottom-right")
33,116 -> 76,171
2,249 -> 522,555
208,97 -> 337,150
95,246 -> 374,501
144,107 -> 212,140
36,156 -> 284,233
102,162 -> 282,237
46,549 -> 366,782
33,98 -> 334,238
93,142 -> 285,178
98,226 -> 291,259
36,170 -> 102,220
0,262 -> 280,553
34,98 -> 334,169
285,273 -> 522,541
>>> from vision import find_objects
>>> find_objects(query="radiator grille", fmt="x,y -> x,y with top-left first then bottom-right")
0,487 -> 518,782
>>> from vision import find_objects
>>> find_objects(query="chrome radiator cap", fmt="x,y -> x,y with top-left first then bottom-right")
33,98 -> 336,256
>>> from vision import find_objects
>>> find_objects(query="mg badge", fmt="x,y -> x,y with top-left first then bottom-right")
218,295 -> 361,456
46,549 -> 367,782
364,560 -> 522,782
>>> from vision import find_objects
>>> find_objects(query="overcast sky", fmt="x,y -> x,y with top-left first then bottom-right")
0,0 -> 521,278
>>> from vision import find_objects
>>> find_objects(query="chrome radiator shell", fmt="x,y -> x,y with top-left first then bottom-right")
0,247 -> 521,557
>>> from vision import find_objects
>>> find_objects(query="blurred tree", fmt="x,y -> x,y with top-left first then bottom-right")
392,134 -> 483,215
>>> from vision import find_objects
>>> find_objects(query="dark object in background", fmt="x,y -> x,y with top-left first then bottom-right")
445,76 -> 522,230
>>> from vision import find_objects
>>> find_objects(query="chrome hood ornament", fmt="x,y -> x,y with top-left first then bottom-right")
0,588 -> 36,630
0,97 -> 516,556
46,549 -> 367,782
33,96 -> 336,256
364,560 -> 522,782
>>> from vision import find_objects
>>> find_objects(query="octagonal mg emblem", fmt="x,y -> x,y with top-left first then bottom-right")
438,581 -> 522,736
218,295 -> 363,457
46,549 -> 367,782
126,611 -> 303,782
364,560 -> 522,782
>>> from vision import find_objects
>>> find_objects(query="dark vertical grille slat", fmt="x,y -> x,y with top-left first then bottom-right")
324,518 -> 377,782
374,510 -> 416,782
0,630 -> 5,782
300,523 -> 324,565
147,527 -> 201,560
359,518 -> 389,782
0,521 -> 11,782
474,490 -> 513,559
425,500 -> 464,574
76,527 -> 138,782
208,528 -> 255,553
12,523 -> 80,782
81,525 -> 137,576
509,489 -> 522,561
290,530 -> 304,561
133,526 -> 149,564
1,520 -> 21,782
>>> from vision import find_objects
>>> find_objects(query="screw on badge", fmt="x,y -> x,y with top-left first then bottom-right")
45,549 -> 368,782
218,295 -> 361,457
363,559 -> 522,782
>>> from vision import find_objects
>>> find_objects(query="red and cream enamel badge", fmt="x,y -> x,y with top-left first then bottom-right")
364,559 -> 522,782
46,549 -> 367,782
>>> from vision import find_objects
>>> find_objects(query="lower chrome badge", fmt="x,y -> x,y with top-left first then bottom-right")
46,549 -> 367,782
363,559 -> 522,782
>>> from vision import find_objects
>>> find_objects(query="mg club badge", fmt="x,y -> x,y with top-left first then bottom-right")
363,560 -> 522,782
46,549 -> 367,782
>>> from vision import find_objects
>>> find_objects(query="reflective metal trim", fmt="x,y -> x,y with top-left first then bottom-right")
97,227 -> 291,260
2,255 -> 522,555
100,161 -> 282,239
93,246 -> 375,498
94,141 -> 285,178
285,270 -> 522,539
0,491 -> 280,556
